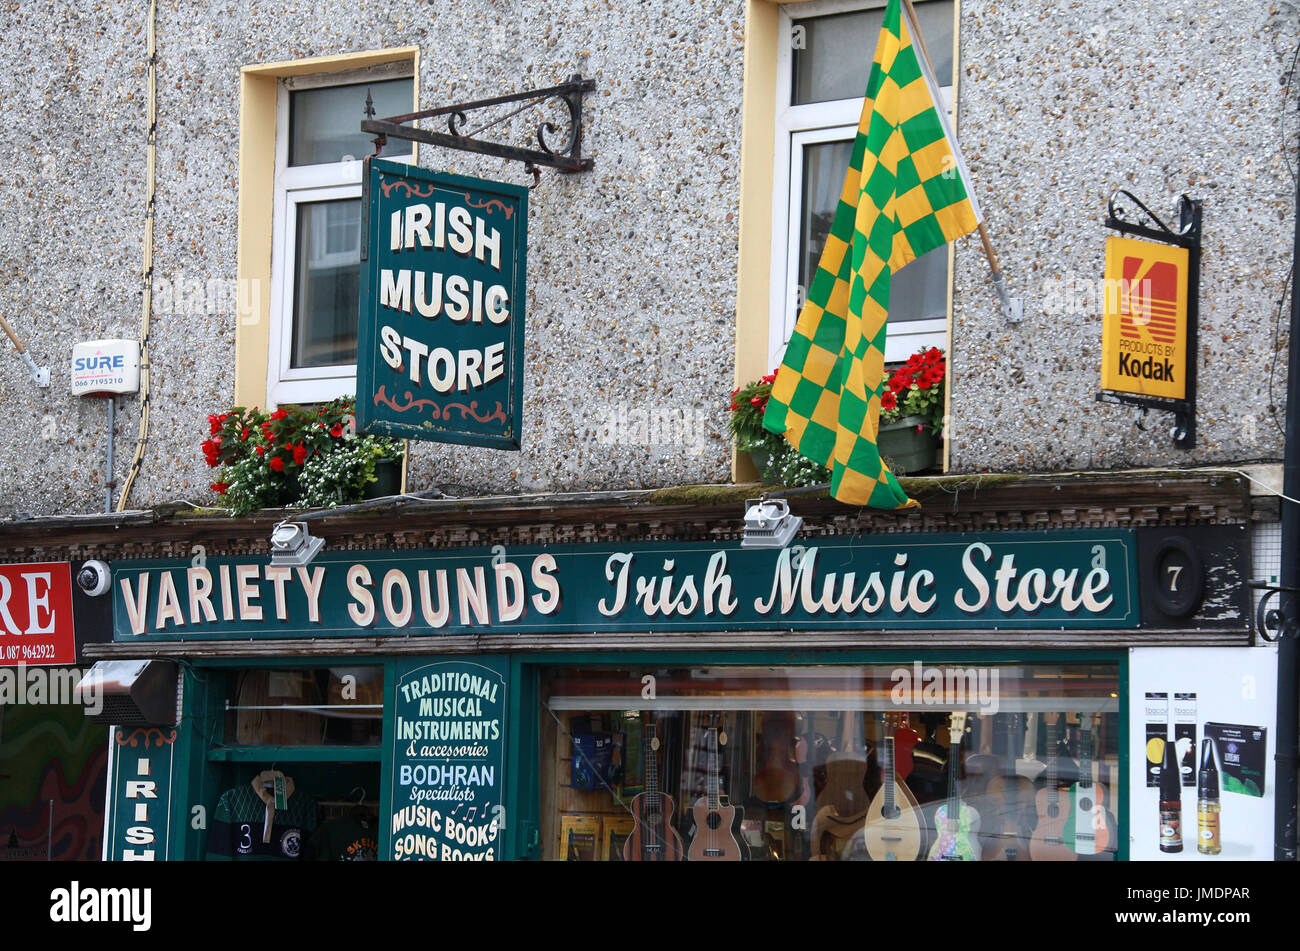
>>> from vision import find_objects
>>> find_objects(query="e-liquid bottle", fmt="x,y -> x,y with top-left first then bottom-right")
1159,740 -> 1183,853
1197,738 -> 1221,855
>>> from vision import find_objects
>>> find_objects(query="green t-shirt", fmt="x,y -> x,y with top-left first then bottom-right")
206,784 -> 317,861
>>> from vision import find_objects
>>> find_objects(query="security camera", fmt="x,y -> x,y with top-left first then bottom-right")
76,560 -> 111,597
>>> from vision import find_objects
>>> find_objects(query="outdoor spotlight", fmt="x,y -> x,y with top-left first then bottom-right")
740,497 -> 803,549
269,520 -> 324,567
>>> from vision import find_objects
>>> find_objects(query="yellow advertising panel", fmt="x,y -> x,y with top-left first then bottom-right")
1101,236 -> 1189,400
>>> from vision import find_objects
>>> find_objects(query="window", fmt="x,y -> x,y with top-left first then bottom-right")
266,67 -> 414,406
542,662 -> 1122,861
769,0 -> 956,368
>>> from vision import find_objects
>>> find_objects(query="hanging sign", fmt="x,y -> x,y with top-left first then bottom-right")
357,158 -> 527,449
1100,235 -> 1189,400
386,658 -> 508,861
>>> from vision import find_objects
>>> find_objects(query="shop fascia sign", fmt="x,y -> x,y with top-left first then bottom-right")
111,531 -> 1138,641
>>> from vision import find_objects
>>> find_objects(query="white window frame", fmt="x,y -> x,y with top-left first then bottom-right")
770,0 -> 955,370
267,63 -> 414,407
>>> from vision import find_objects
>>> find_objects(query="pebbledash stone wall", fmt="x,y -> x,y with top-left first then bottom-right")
0,0 -> 1295,520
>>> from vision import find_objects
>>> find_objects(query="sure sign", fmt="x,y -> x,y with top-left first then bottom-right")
357,160 -> 527,449
0,562 -> 75,666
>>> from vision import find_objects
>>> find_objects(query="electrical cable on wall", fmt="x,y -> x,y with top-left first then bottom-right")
116,0 -> 157,512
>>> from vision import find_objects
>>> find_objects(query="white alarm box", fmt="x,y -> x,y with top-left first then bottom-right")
71,339 -> 140,396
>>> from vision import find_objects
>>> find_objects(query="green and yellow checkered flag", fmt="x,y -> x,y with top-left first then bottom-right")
763,0 -> 981,507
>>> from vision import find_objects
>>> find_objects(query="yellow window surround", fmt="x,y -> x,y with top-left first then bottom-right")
734,0 -> 960,479
234,46 -> 420,410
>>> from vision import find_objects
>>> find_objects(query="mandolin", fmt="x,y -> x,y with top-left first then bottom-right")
979,713 -> 1034,862
687,724 -> 744,861
624,719 -> 684,861
927,712 -> 981,861
863,711 -> 925,862
1028,714 -> 1079,862
1063,712 -> 1114,856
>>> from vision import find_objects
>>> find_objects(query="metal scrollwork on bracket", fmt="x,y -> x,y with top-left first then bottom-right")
361,73 -> 596,186
1106,190 -> 1200,245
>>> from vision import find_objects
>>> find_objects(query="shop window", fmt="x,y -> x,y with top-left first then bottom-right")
542,662 -> 1121,862
768,0 -> 956,368
205,665 -> 383,861
265,67 -> 414,407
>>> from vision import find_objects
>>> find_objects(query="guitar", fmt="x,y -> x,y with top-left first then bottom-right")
687,724 -> 744,861
1063,713 -> 1113,856
811,710 -> 877,857
750,712 -> 801,806
979,713 -> 1035,862
863,711 -> 925,862
1028,715 -> 1079,862
623,719 -> 684,861
926,712 -> 982,861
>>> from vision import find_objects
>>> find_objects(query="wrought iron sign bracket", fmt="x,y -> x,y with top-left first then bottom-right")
360,74 -> 595,185
1095,190 -> 1202,450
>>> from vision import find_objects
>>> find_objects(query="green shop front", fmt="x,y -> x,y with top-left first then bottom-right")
83,473 -> 1269,862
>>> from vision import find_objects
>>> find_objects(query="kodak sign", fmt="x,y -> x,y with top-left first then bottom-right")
1101,236 -> 1189,400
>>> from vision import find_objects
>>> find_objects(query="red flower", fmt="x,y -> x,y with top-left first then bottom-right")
750,396 -> 764,407
915,423 -> 925,434
255,445 -> 265,457
270,408 -> 289,421
881,390 -> 897,411
261,422 -> 276,441
269,456 -> 285,472
210,481 -> 230,495
760,372 -> 777,384
240,426 -> 250,441
330,423 -> 343,438
293,443 -> 309,465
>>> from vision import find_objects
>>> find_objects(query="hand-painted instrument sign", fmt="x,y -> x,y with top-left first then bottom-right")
387,659 -> 508,861
1101,235 -> 1189,400
357,159 -> 527,449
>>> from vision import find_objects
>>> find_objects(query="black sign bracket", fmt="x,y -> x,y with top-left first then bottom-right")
1096,190 -> 1202,450
360,74 -> 596,188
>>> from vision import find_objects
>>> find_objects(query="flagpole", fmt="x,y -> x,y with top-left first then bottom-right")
901,0 -> 1019,322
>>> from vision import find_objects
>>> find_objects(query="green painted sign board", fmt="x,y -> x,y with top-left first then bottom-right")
357,158 -> 527,448
106,726 -> 178,861
386,658 -> 508,861
111,530 -> 1140,641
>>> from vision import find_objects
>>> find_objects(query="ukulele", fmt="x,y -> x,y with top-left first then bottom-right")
863,711 -> 925,862
1028,715 -> 1079,862
623,718 -> 684,861
687,723 -> 744,861
1063,712 -> 1112,856
979,713 -> 1034,862
927,712 -> 982,861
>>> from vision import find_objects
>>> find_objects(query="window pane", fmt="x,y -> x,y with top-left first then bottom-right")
793,1 -> 953,105
292,199 -> 360,368
290,78 -> 413,166
797,140 -> 947,325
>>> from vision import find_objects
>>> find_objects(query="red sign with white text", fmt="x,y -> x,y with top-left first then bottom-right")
0,562 -> 75,666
